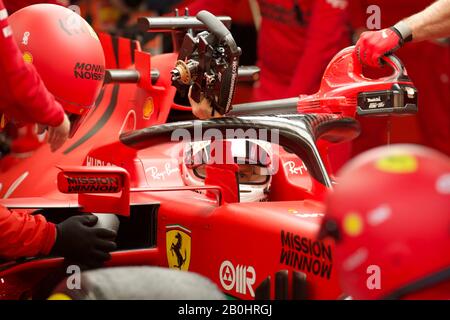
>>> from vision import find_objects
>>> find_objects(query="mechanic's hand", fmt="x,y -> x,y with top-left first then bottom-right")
188,86 -> 223,120
52,215 -> 117,269
47,113 -> 70,152
355,28 -> 403,67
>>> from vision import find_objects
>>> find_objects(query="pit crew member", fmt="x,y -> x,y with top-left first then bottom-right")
0,4 -> 115,268
355,0 -> 450,67
320,144 -> 450,299
352,0 -> 450,156
0,0 -> 70,152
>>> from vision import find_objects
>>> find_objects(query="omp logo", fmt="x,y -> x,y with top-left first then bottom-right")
66,176 -> 120,192
74,62 -> 104,81
219,260 -> 256,297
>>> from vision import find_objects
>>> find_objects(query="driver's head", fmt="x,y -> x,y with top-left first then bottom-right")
182,139 -> 273,202
9,4 -> 105,136
320,144 -> 450,299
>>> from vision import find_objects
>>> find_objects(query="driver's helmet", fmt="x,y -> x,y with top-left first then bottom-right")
181,139 -> 274,202
320,144 -> 450,299
9,4 -> 105,136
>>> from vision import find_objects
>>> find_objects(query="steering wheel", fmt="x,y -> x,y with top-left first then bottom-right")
171,11 -> 241,115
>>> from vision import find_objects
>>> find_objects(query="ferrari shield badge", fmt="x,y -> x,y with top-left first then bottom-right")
166,225 -> 191,271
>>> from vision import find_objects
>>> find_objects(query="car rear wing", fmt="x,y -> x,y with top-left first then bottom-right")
119,114 -> 360,188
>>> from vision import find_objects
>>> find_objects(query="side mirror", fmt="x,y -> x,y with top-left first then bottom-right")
57,166 -> 130,216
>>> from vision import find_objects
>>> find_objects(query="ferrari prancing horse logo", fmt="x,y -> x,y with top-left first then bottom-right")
166,225 -> 191,271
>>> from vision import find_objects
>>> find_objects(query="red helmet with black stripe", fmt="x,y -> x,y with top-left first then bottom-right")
320,144 -> 450,299
9,4 -> 105,136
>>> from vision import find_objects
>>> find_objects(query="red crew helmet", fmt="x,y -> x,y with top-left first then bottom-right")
320,144 -> 450,299
9,4 -> 105,136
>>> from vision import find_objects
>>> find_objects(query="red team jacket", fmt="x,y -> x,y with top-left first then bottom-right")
0,0 -> 59,259
184,0 -> 351,100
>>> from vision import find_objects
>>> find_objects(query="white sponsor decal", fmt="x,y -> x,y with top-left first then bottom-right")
226,59 -> 239,110
146,162 -> 180,181
2,26 -> 12,38
369,102 -> 386,109
22,31 -> 30,45
283,160 -> 308,175
219,260 -> 256,297
367,97 -> 382,103
0,9 -> 8,21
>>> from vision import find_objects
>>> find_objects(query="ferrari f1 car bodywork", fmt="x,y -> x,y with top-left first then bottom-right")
0,113 -> 360,300
0,11 -> 418,300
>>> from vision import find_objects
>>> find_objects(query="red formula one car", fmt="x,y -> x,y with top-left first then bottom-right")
0,12 -> 418,300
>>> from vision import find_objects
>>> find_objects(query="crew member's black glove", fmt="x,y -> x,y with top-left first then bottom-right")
51,215 -> 117,269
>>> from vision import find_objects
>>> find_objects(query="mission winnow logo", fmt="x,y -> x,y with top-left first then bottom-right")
66,176 -> 120,193
280,230 -> 333,279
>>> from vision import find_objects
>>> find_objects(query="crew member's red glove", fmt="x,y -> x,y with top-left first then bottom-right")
355,22 -> 413,67
355,28 -> 402,67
